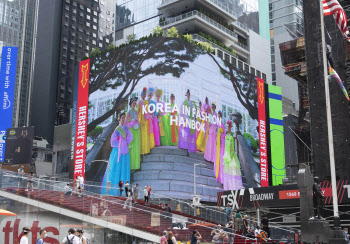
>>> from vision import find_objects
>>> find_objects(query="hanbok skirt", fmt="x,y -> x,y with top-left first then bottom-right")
178,126 -> 196,152
101,147 -> 130,195
140,119 -> 150,155
160,114 -> 172,146
153,117 -> 160,146
204,126 -> 217,162
129,127 -> 141,170
223,150 -> 243,190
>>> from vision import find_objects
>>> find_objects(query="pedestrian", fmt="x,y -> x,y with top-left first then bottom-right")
119,180 -> 124,196
25,172 -> 34,191
235,210 -> 241,229
261,216 -> 270,238
74,176 -> 80,192
78,174 -> 84,189
61,228 -> 79,244
35,229 -> 46,244
147,185 -> 152,201
160,231 -> 167,244
166,231 -> 177,244
133,183 -> 139,203
17,166 -> 24,188
76,229 -> 87,244
165,203 -> 172,213
243,215 -> 249,236
76,186 -> 83,198
124,181 -> 129,197
19,227 -> 31,244
225,203 -> 232,224
123,189 -> 133,211
344,228 -> 349,244
190,230 -> 202,244
144,186 -> 149,205
64,183 -> 72,196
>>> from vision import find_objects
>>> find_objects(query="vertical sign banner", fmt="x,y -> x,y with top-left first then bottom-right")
267,85 -> 286,186
70,65 -> 80,177
73,59 -> 90,179
257,77 -> 268,187
0,47 -> 18,162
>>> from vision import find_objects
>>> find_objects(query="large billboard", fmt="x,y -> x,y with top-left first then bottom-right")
72,37 -> 285,201
0,47 -> 18,162
4,127 -> 34,165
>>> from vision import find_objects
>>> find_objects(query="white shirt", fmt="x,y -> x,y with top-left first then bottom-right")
127,191 -> 132,200
124,183 -> 129,188
64,185 -> 72,193
255,229 -> 261,237
20,236 -> 28,244
144,188 -> 148,196
78,176 -> 84,185
62,234 -> 79,244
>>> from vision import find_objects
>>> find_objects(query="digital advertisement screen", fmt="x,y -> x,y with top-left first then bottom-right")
4,126 -> 34,165
72,37 -> 285,201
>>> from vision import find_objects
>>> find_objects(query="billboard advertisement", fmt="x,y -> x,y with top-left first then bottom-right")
4,127 -> 34,165
0,47 -> 18,162
73,37 -> 285,201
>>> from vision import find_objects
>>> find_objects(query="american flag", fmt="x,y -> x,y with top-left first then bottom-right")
323,0 -> 350,42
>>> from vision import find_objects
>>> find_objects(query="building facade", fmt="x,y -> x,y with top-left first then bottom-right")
31,0 -> 116,144
0,0 -> 39,127
269,0 -> 303,109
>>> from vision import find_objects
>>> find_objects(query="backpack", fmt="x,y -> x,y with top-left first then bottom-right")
82,236 -> 90,244
65,235 -> 76,244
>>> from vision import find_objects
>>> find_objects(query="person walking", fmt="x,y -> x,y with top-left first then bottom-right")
225,203 -> 232,224
166,231 -> 177,244
261,216 -> 270,238
160,231 -> 167,244
344,228 -> 349,244
25,172 -> 34,191
243,215 -> 249,236
74,176 -> 80,192
123,189 -> 133,211
147,185 -> 152,201
20,227 -> 31,244
133,183 -> 139,203
17,166 -> 24,188
144,185 -> 149,205
190,230 -> 202,244
61,228 -> 79,244
119,180 -> 124,196
235,210 -> 241,229
35,229 -> 47,244
78,174 -> 84,189
124,181 -> 130,197
77,229 -> 87,244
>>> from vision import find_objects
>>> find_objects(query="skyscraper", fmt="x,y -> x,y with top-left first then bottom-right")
269,0 -> 304,110
0,0 -> 39,127
31,0 -> 116,143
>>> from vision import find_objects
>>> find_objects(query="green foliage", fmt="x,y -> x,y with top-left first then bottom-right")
256,139 -> 259,147
243,133 -> 258,153
151,25 -> 164,37
166,27 -> 179,37
107,43 -> 116,51
182,33 -> 193,43
197,42 -> 215,53
88,126 -> 103,142
198,32 -> 236,56
127,34 -> 136,43
90,48 -> 102,58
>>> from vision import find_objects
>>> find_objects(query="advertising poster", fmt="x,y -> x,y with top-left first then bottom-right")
0,47 -> 18,162
72,37 -> 285,201
4,127 -> 34,165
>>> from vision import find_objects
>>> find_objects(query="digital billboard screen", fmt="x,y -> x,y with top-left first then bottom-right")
72,37 -> 285,201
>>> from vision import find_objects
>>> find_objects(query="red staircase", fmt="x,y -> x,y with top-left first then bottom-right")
4,188 -> 280,243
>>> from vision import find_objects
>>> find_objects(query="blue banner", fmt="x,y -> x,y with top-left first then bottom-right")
0,47 -> 18,162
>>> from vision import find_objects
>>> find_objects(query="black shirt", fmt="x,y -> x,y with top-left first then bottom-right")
261,218 -> 269,227
191,235 -> 198,244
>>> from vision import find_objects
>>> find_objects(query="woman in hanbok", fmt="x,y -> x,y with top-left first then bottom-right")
147,87 -> 156,149
137,87 -> 150,155
178,89 -> 196,152
196,97 -> 211,153
155,89 -> 167,146
126,97 -> 141,170
162,93 -> 178,146
102,113 -> 133,195
204,102 -> 217,162
195,100 -> 202,150
214,111 -> 225,183
223,120 -> 243,190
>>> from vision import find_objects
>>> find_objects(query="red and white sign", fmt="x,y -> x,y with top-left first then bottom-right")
73,59 -> 90,179
257,77 -> 268,187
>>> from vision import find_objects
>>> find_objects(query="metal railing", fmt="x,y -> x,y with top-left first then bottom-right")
192,34 -> 237,56
236,41 -> 249,51
205,0 -> 238,19
233,20 -> 249,32
159,10 -> 238,40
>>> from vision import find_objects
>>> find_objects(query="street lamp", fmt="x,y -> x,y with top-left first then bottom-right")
193,163 -> 206,216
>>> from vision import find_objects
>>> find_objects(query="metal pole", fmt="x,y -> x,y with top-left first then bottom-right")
194,163 -> 196,216
257,208 -> 260,227
319,1 -> 339,219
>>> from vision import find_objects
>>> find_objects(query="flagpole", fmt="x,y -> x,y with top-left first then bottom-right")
319,0 -> 339,223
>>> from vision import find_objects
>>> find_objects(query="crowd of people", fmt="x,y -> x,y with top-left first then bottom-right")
101,87 -> 244,196
160,229 -> 202,244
